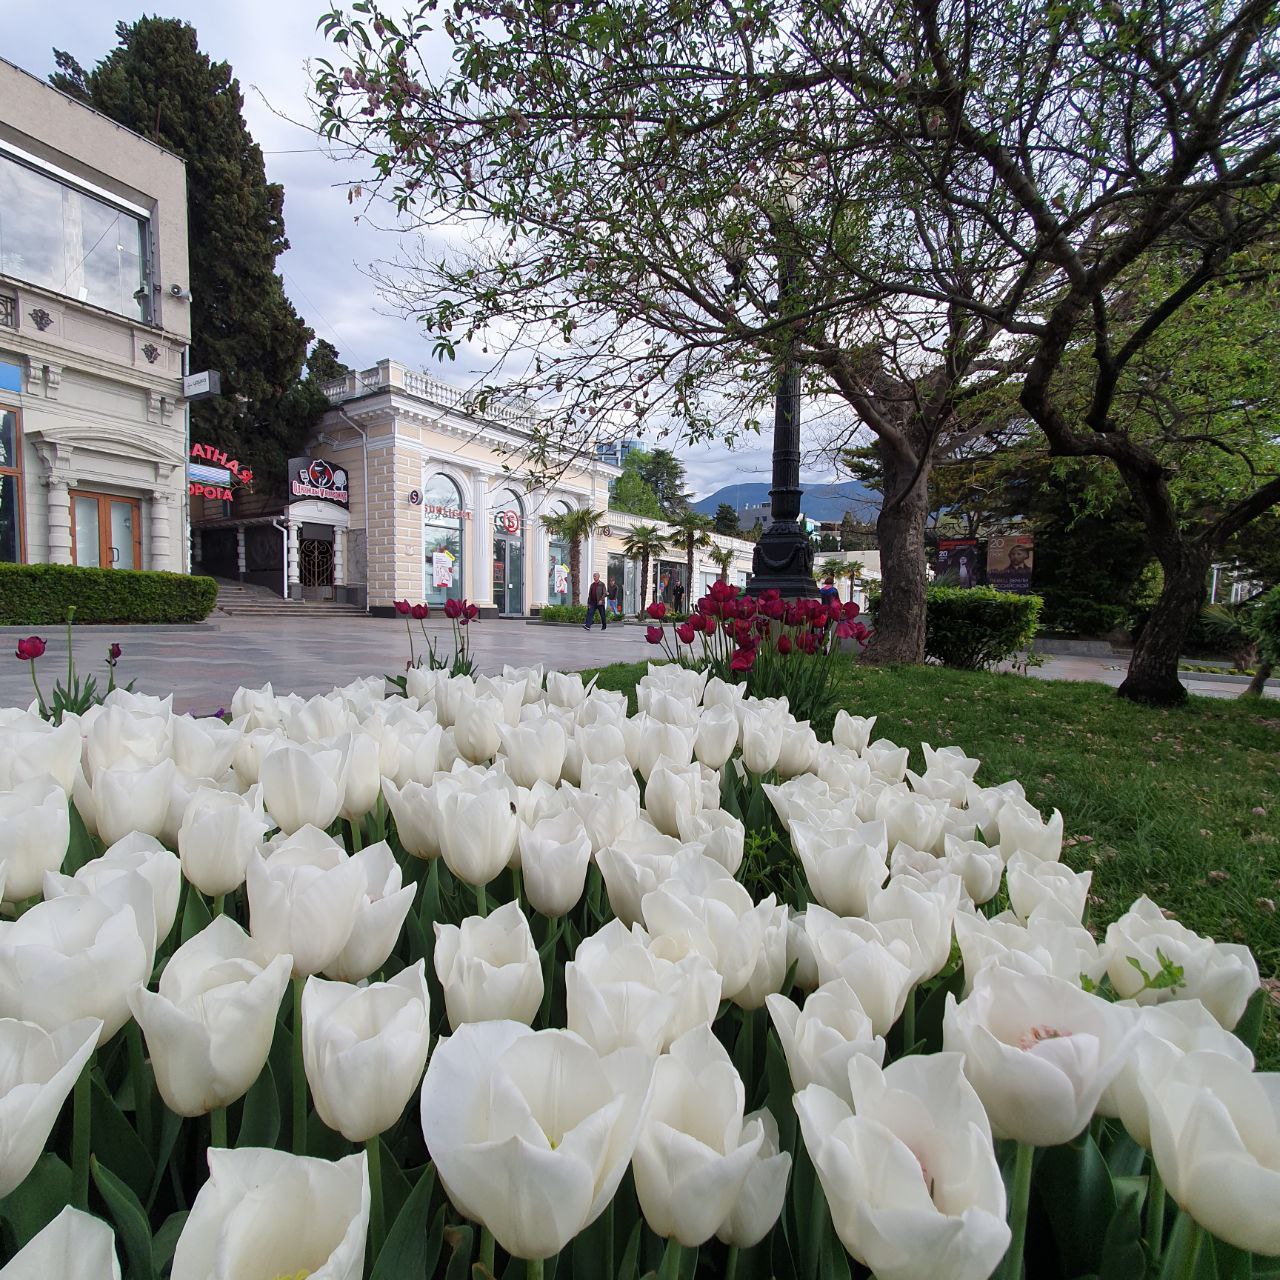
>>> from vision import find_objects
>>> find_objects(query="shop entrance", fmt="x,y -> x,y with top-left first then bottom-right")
299,536 -> 335,601
492,489 -> 526,615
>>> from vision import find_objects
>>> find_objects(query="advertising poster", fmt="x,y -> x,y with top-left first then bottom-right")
936,538 -> 984,588
986,534 -> 1035,593
553,563 -> 569,595
432,549 -> 455,588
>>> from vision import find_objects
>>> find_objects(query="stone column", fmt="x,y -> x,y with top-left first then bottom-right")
287,520 -> 301,600
529,494 -> 548,609
45,478 -> 72,565
334,527 -> 346,586
470,475 -> 494,609
236,527 -> 247,580
149,490 -> 173,571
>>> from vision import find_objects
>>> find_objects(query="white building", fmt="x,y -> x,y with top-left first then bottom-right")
0,59 -> 190,572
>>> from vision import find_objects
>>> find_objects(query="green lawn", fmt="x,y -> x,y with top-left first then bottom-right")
590,661 -> 1280,1063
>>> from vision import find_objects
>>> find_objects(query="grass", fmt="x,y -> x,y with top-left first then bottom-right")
589,660 -> 1280,1064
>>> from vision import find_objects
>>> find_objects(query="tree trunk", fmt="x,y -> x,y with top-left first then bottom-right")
1244,660 -> 1273,699
569,538 -> 581,607
1117,542 -> 1212,706
863,445 -> 930,665
641,553 -> 651,609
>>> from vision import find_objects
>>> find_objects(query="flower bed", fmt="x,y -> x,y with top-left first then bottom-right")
0,662 -> 1270,1278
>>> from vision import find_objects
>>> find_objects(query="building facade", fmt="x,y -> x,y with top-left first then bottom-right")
0,59 -> 190,573
191,359 -> 756,614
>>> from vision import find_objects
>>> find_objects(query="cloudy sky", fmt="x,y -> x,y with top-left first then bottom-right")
7,0 -> 847,499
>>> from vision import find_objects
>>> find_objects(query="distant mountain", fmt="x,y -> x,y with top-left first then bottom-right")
692,480 -> 880,525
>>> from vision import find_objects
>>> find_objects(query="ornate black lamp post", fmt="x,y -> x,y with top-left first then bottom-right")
727,229 -> 818,599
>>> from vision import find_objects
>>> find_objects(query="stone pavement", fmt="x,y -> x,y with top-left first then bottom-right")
0,615 -> 1272,713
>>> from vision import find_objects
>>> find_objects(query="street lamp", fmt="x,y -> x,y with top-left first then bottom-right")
726,212 -> 818,599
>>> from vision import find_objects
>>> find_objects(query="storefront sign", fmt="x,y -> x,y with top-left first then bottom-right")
182,370 -> 222,401
494,508 -> 521,535
188,442 -> 252,501
287,456 -> 349,507
986,534 -> 1034,593
425,502 -> 472,520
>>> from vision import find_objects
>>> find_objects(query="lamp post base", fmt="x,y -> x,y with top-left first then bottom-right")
745,521 -> 818,598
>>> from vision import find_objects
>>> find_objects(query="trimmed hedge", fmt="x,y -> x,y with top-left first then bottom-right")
539,603 -> 588,622
869,583 -> 1042,670
0,563 -> 218,625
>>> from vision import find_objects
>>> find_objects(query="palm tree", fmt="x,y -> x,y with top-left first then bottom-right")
540,506 -> 606,606
709,543 -> 736,582
622,524 -> 667,610
666,510 -> 714,603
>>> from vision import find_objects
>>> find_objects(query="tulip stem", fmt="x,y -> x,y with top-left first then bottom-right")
658,1238 -> 683,1280
998,1141 -> 1035,1280
726,1245 -> 740,1280
126,1022 -> 153,1153
366,1136 -> 385,1260
210,1106 -> 227,1148
1145,1162 -> 1165,1267
476,882 -> 489,918
1178,1218 -> 1206,1279
347,817 -> 364,853
479,1225 -> 496,1273
211,893 -> 224,918
292,977 -> 307,1156
525,1261 -> 544,1280
902,986 -> 916,1053
71,1057 -> 92,1210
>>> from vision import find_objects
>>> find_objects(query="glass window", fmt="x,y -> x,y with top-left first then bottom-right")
0,409 -> 23,563
422,474 -> 467,607
0,153 -> 149,321
71,491 -> 141,569
492,488 -> 525,615
546,500 -> 573,606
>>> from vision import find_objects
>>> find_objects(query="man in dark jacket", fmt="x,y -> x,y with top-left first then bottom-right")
583,573 -> 608,631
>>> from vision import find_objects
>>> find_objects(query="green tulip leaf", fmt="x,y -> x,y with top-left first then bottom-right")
1232,990 -> 1265,1055
91,1156 -> 156,1280
145,1107 -> 184,1212
91,1076 -> 155,1202
237,1060 -> 280,1149
1036,1129 -> 1117,1278
405,907 -> 430,968
1158,1213 -> 1220,1280
64,802 -> 99,875
1097,1178 -> 1145,1280
180,886 -> 213,944
616,1220 -> 643,1280
0,1153 -> 73,1251
443,1224 -> 475,1280
152,1211 -> 188,1273
370,1164 -> 438,1280
1212,1237 -> 1253,1280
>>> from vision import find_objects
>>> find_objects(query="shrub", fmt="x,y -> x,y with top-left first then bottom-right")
539,604 -> 588,622
0,563 -> 218,625
868,584 -> 1042,670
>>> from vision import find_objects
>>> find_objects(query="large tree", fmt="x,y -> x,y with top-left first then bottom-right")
54,18 -> 314,491
609,449 -> 665,519
712,503 -> 742,537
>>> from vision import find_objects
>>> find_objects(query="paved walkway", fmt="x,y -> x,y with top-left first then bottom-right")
0,616 -> 1271,713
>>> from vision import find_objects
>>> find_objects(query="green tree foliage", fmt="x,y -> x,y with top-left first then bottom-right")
712,503 -> 741,536
609,449 -> 665,519
540,507 -> 606,606
621,524 -> 667,609
665,510 -> 714,598
838,512 -> 857,551
634,448 -> 689,515
53,18 -> 314,492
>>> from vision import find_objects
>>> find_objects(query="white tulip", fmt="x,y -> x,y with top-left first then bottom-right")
576,720 -> 629,768
633,1024 -> 766,1246
420,1020 -> 650,1259
230,683 -> 285,731
787,912 -> 820,992
247,826 -> 364,977
285,693 -> 355,743
805,905 -> 916,1037
46,832 -> 181,953
814,743 -> 874,795
1007,850 -> 1090,922
675,809 -> 745,875
868,873 -> 961,984
332,731 -> 381,820
940,835 -> 1004,905
733,900 -> 790,1010
323,842 -> 415,982
876,787 -> 947,854
862,738 -> 910,783
519,811 -> 592,916
302,963 -> 431,1143
85,705 -> 171,775
763,775 -> 835,833
922,742 -> 982,779
128,916 -> 291,1116
1104,895 -> 1259,1028
434,901 -> 544,1028
92,759 -> 175,846
502,663 -> 545,702
178,786 -> 272,897
0,776 -> 70,902
229,727 -> 283,786
641,851 -> 773,1000
0,719 -> 81,793
172,1146 -> 369,1280
566,919 -> 721,1056
0,1017 -> 99,1196
907,767 -> 970,807
700,674 -> 746,709
791,819 -> 889,916
0,1206 -> 121,1280
546,670 -> 596,708
1146,1051 -> 1280,1256
565,780 -> 641,853
832,710 -> 876,754
438,788 -> 519,887
645,689 -> 701,729
404,665 -> 446,706
740,709 -> 784,774
694,704 -> 740,770
955,908 -> 1105,993
258,742 -> 347,836
716,1108 -> 792,1248
497,718 -> 567,788
998,800 -> 1063,862
381,777 -> 442,859
1098,1000 -> 1254,1150
795,1053 -> 1010,1280
767,978 -> 885,1102
625,715 -> 696,779
644,757 -> 704,837
777,720 -> 819,777
454,697 -> 504,763
0,895 -> 150,1043
170,714 -> 241,779
514,779 -> 566,828
942,965 -> 1136,1145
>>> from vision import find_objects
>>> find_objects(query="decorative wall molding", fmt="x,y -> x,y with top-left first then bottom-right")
29,307 -> 53,332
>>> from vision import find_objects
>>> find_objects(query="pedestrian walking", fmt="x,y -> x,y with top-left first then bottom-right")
671,581 -> 685,613
819,576 -> 841,608
583,572 -> 608,631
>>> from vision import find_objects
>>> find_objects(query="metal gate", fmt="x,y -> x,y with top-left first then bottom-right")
299,538 -> 335,601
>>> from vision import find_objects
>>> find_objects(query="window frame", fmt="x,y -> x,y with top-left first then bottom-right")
0,403 -> 25,563
69,489 -> 142,570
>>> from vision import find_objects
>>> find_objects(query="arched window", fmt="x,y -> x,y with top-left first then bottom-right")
423,473 -> 467,607
546,499 -> 574,606
492,488 -> 526,615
